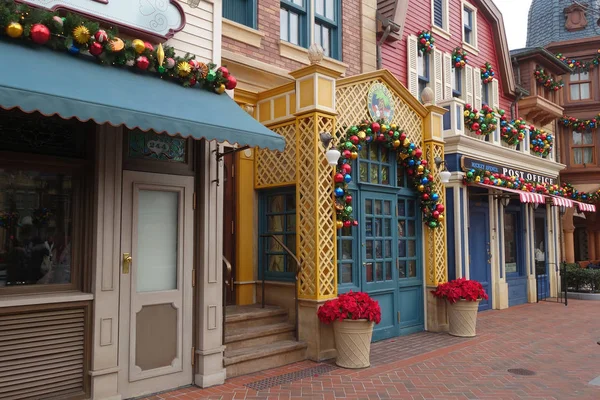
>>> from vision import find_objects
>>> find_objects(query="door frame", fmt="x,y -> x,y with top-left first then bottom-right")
118,170 -> 194,399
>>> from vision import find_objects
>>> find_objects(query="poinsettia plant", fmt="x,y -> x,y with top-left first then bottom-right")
431,278 -> 488,304
317,291 -> 381,324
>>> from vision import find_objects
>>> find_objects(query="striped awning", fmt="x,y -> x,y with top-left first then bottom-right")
549,195 -> 573,208
575,201 -> 596,213
475,183 -> 546,204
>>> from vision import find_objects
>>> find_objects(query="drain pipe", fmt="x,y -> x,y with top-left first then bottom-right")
376,24 -> 392,70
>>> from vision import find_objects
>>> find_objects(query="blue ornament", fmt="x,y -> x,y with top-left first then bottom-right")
335,188 -> 345,197
456,56 -> 461,62
409,143 -> 416,149
491,71 -> 495,76
408,159 -> 415,166
547,134 -> 552,140
344,174 -> 352,183
68,44 -> 80,55
421,177 -> 429,184
357,145 -> 362,150
432,193 -> 439,201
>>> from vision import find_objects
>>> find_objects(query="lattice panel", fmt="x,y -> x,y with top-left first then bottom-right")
296,116 -> 317,298
316,114 -> 337,298
335,79 -> 423,145
255,122 -> 296,188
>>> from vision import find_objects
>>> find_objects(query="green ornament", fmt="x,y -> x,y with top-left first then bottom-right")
481,124 -> 487,130
158,66 -> 165,73
206,71 -> 216,82
499,109 -> 505,116
429,221 -> 438,228
366,128 -> 372,134
467,171 -> 473,178
345,206 -> 353,213
350,126 -> 359,134
345,141 -> 353,149
470,113 -> 475,119
393,131 -> 400,139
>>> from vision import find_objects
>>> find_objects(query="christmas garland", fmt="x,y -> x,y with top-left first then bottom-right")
529,126 -> 553,158
559,114 -> 600,130
556,52 -> 600,73
452,47 -> 468,69
0,1 -> 237,93
32,207 -> 52,226
0,211 -> 19,228
501,118 -> 526,146
463,104 -> 498,136
533,67 -> 564,92
463,169 -> 600,204
417,30 -> 435,55
334,120 -> 445,229
480,62 -> 495,84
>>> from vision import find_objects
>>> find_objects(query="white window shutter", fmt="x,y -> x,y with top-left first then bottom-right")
465,65 -> 473,105
407,35 -> 419,97
433,49 -> 444,103
491,78 -> 499,108
474,72 -> 482,109
443,52 -> 452,99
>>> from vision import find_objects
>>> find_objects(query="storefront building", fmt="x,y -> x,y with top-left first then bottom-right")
378,0 -> 571,308
0,1 -> 285,399
526,0 -> 600,263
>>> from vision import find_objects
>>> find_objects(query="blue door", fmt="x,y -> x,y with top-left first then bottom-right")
361,192 -> 400,341
504,206 -> 527,306
468,203 -> 492,311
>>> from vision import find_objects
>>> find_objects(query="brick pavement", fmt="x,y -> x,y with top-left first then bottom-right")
142,300 -> 600,400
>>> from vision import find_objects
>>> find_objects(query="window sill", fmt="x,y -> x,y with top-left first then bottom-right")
0,291 -> 93,308
430,25 -> 451,41
222,18 -> 264,48
462,42 -> 479,56
279,40 -> 348,75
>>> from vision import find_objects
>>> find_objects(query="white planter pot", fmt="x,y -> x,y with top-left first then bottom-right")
447,299 -> 481,337
333,319 -> 374,368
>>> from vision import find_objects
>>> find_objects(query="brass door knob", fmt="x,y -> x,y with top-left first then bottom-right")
123,253 -> 132,274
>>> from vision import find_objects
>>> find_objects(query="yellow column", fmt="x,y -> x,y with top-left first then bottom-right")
423,104 -> 449,332
235,149 -> 256,305
290,62 -> 341,360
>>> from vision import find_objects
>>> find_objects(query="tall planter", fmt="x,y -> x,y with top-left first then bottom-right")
333,319 -> 374,368
447,299 -> 481,337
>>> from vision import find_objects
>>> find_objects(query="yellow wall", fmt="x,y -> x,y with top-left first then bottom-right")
235,150 -> 256,305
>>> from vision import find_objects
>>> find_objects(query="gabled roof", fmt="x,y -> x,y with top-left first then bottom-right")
510,47 -> 573,74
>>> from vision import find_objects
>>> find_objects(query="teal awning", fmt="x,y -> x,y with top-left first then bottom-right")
0,41 -> 285,151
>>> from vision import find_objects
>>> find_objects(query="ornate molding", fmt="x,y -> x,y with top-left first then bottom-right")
564,4 -> 588,32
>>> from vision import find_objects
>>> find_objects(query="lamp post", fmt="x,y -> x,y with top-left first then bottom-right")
434,156 -> 451,184
319,132 -> 341,166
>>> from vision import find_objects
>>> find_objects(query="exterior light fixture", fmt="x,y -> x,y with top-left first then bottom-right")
319,132 -> 341,166
500,196 -> 511,207
434,156 -> 451,184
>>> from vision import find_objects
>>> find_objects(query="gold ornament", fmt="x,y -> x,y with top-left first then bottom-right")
73,26 -> 91,45
132,39 -> 145,54
197,62 -> 209,79
336,220 -> 344,229
216,84 -> 226,94
438,215 -> 444,222
109,37 -> 125,52
6,22 -> 23,38
177,61 -> 191,77
390,124 -> 397,130
417,165 -> 424,173
351,152 -> 358,160
418,185 -> 425,192
393,140 -> 400,148
358,131 -> 366,140
156,43 -> 165,67
402,138 -> 410,147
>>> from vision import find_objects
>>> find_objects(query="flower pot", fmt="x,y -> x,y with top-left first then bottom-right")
447,299 -> 481,337
333,319 -> 374,368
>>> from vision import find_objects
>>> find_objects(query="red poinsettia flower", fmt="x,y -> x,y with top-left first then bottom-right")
317,291 -> 382,324
431,278 -> 488,304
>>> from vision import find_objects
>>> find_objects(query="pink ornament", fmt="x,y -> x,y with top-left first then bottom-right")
343,220 -> 352,228
189,60 -> 200,70
52,16 -> 63,27
136,56 -> 149,70
371,122 -> 380,132
89,41 -> 103,57
219,66 -> 230,78
95,30 -> 108,43
166,58 -> 175,69
144,42 -> 154,51
30,24 -> 51,45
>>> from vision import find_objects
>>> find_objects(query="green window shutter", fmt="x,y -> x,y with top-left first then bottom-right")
223,0 -> 256,28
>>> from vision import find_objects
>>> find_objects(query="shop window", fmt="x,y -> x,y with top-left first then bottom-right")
223,0 -> 256,28
504,212 -> 519,275
432,0 -> 448,31
397,197 -> 420,279
572,130 -> 595,165
0,168 -> 80,291
418,48 -> 430,100
314,0 -> 339,59
280,0 -> 307,47
337,195 -> 358,290
452,68 -> 462,98
358,144 -> 395,186
259,189 -> 297,281
462,3 -> 477,48
482,82 -> 490,105
569,71 -> 591,101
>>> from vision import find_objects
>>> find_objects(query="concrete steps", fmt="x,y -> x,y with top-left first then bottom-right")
224,305 -> 306,378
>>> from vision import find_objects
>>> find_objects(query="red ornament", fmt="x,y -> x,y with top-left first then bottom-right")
472,122 -> 480,130
343,149 -> 352,159
136,56 -> 149,70
436,204 -> 445,213
144,42 -> 154,51
433,211 -> 440,219
345,195 -> 352,204
225,75 -> 237,90
350,135 -> 359,145
94,30 -> 108,43
89,41 -> 103,57
343,220 -> 352,228
189,77 -> 197,86
423,193 -> 430,200
400,132 -> 407,141
341,163 -> 352,174
414,148 -> 422,158
371,122 -> 380,132
219,66 -> 230,78
30,24 -> 51,45
334,173 -> 344,183
421,160 -> 428,166
352,220 -> 359,226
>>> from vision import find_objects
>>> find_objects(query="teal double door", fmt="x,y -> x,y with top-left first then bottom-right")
359,190 -> 424,341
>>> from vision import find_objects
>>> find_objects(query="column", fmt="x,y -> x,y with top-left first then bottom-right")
90,126 -> 123,400
495,200 -> 508,309
587,230 -> 596,260
290,63 -> 341,360
423,104 -> 449,332
235,149 -> 256,305
562,208 -> 575,263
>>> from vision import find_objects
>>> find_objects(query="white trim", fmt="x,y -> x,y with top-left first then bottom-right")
443,52 -> 453,99
433,49 -> 444,103
0,292 -> 94,308
407,35 -> 419,97
461,0 -> 478,51
430,0 -> 450,37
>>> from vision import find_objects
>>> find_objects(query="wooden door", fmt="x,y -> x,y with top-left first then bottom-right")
222,151 -> 236,305
119,171 -> 194,399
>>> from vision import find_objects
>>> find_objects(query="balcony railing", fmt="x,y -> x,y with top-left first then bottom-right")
439,98 -> 556,162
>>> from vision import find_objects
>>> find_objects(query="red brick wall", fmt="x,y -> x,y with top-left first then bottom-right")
222,0 -> 362,76
381,0 -> 513,112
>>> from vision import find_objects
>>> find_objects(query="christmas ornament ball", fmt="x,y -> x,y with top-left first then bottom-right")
136,56 -> 150,70
67,43 -> 80,55
95,29 -> 108,43
6,22 -> 23,38
219,66 -> 230,78
132,39 -> 146,54
216,84 -> 226,94
144,42 -> 154,51
225,75 -> 237,90
30,24 -> 51,45
72,25 -> 91,45
89,41 -> 103,57
166,58 -> 176,69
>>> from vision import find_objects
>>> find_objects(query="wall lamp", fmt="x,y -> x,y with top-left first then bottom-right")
319,132 -> 341,166
499,196 -> 511,207
434,157 -> 451,184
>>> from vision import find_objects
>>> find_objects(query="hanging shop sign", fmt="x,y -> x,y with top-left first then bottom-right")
461,156 -> 556,185
367,83 -> 394,123
20,0 -> 185,40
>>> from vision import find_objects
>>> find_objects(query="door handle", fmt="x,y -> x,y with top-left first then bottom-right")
123,253 -> 132,274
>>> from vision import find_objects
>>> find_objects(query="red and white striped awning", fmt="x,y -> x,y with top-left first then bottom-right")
575,201 -> 596,213
475,183 -> 546,204
549,195 -> 573,208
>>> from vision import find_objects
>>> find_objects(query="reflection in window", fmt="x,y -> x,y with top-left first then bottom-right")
504,212 -> 518,274
569,72 -> 591,101
358,144 -> 394,186
0,169 -> 73,287
572,130 -> 594,165
397,195 -> 419,279
260,190 -> 296,278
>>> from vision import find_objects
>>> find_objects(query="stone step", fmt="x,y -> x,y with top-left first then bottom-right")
225,322 -> 296,351
225,305 -> 288,330
223,340 -> 307,378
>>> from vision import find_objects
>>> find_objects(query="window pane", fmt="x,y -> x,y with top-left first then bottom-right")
385,261 -> 392,280
286,193 -> 296,210
269,235 -> 284,252
433,0 -> 443,28
397,199 -> 406,217
574,148 -> 583,165
314,24 -> 321,49
583,131 -> 594,145
573,131 -> 582,145
418,52 -> 426,77
365,199 -> 373,214
322,27 -> 330,56
359,144 -> 367,159
407,221 -> 416,237
137,190 -> 178,292
370,167 -> 379,184
341,264 -> 352,283
325,0 -> 334,20
375,262 -> 383,281
381,150 -> 389,163
0,169 -> 73,287
268,255 -> 285,272
286,214 -> 296,231
407,200 -> 416,217
504,213 -> 517,274
316,0 -> 324,16
292,0 -> 303,5
268,195 -> 285,212
570,84 -> 580,100
369,145 -> 378,160
342,240 -> 353,259
581,83 -> 591,99
280,9 -> 288,41
286,234 -> 296,253
465,29 -> 471,44
398,220 -> 405,237
267,215 -> 284,231
381,166 -> 390,185
583,148 -> 594,164
408,260 -> 417,277
359,162 -> 368,182
398,239 -> 406,257
289,12 -> 299,45
407,240 -> 416,257
375,200 -> 382,215
398,260 -> 407,278
463,8 -> 471,25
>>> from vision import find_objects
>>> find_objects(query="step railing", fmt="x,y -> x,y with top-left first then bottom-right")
260,234 -> 301,341
222,256 -> 233,345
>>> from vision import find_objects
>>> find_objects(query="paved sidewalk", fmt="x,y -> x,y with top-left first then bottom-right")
144,300 -> 600,400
